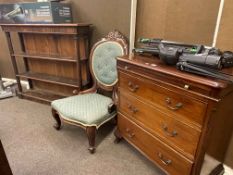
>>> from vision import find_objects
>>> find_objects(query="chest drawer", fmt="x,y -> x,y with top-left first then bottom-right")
118,71 -> 207,127
119,91 -> 201,159
118,113 -> 193,175
118,61 -> 214,97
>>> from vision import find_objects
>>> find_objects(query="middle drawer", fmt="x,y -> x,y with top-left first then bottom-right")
118,71 -> 208,127
119,90 -> 201,160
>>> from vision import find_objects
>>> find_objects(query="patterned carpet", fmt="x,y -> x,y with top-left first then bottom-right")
0,97 -> 164,175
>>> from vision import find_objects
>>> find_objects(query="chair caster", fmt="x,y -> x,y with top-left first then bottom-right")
88,147 -> 96,154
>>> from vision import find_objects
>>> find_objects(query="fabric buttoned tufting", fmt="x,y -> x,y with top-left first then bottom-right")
92,41 -> 124,86
51,93 -> 115,126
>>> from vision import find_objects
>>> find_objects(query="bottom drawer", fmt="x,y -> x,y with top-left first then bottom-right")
118,113 -> 193,175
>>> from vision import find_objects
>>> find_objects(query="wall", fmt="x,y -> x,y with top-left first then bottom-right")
216,0 -> 233,50
136,0 -> 220,46
71,0 -> 131,45
0,0 -> 131,78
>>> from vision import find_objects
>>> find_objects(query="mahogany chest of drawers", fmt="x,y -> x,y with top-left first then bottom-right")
115,55 -> 233,175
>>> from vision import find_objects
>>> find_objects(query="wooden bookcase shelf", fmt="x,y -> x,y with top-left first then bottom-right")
12,53 -> 77,63
17,72 -> 80,88
18,89 -> 66,104
1,24 -> 92,104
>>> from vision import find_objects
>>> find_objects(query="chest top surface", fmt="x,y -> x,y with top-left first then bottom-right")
117,54 -> 233,89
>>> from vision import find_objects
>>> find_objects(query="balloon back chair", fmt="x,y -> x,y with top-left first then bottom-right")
51,30 -> 128,153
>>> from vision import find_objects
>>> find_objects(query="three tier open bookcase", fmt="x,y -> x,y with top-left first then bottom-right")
1,24 -> 91,104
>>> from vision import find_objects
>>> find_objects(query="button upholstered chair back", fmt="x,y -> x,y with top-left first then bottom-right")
89,30 -> 128,91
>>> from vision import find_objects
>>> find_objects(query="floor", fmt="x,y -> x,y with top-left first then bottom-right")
0,97 -> 164,175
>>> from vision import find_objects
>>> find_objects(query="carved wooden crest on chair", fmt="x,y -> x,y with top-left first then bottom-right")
51,30 -> 128,153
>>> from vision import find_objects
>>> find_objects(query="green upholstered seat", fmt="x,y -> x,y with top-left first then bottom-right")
51,93 -> 115,127
92,41 -> 124,86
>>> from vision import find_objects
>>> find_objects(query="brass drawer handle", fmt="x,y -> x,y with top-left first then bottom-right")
165,97 -> 183,111
184,84 -> 190,90
158,152 -> 172,166
162,124 -> 178,137
128,104 -> 138,114
128,81 -> 139,92
127,133 -> 135,138
125,128 -> 135,138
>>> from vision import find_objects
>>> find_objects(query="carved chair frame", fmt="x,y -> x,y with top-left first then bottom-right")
51,30 -> 128,153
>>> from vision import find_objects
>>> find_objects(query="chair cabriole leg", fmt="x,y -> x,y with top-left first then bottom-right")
52,108 -> 61,130
86,126 -> 96,154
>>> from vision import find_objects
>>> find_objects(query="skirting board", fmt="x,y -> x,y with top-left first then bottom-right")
2,78 -> 29,89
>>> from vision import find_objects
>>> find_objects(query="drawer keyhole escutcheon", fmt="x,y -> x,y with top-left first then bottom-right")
165,97 -> 183,111
127,104 -> 138,114
162,124 -> 178,137
158,152 -> 172,166
128,81 -> 139,92
125,128 -> 135,138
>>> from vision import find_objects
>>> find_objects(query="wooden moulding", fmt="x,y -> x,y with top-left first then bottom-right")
0,24 -> 91,35
12,53 -> 77,63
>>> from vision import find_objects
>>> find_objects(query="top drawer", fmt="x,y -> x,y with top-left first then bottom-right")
118,71 -> 208,127
117,61 -> 214,97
